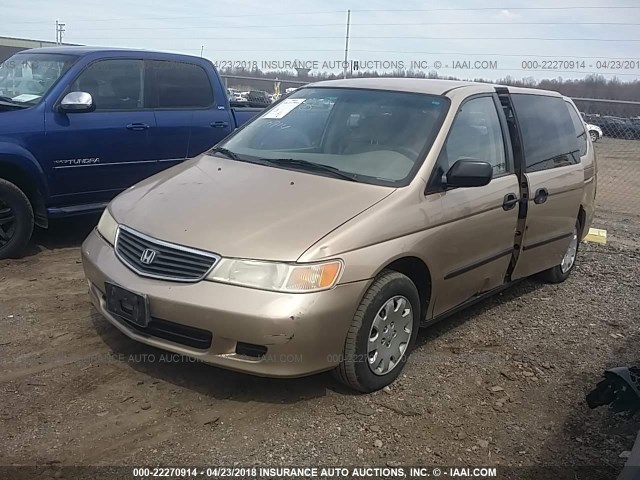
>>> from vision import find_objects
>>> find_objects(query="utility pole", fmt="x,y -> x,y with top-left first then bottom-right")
55,20 -> 66,44
343,9 -> 351,79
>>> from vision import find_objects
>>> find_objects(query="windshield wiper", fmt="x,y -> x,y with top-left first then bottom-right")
209,146 -> 241,160
259,158 -> 359,182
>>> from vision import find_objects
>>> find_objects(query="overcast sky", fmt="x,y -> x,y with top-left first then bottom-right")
4,0 -> 640,81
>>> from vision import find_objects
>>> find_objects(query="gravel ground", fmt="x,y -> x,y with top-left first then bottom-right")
1,138 -> 640,479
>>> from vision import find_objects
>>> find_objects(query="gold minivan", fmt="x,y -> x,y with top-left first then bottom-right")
82,78 -> 596,392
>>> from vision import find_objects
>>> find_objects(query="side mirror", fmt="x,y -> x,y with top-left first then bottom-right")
444,159 -> 493,188
59,91 -> 94,112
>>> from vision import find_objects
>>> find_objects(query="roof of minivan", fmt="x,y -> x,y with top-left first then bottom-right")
307,77 -> 562,98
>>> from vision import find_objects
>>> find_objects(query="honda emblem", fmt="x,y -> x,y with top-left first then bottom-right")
140,248 -> 157,265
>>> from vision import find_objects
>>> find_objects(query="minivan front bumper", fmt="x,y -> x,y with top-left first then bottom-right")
81,230 -> 369,377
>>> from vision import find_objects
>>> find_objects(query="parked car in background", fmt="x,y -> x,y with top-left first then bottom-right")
227,88 -> 242,102
83,78 -> 596,392
244,90 -> 272,105
587,115 -> 640,140
0,46 -> 264,259
585,122 -> 603,142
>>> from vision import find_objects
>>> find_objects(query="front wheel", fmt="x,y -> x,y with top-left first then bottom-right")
539,221 -> 580,284
589,130 -> 599,142
0,179 -> 34,260
333,270 -> 420,392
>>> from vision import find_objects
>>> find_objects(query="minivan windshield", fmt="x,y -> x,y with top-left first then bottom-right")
216,87 -> 449,186
0,53 -> 78,106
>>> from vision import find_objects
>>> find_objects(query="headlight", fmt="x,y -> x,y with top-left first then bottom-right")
207,258 -> 343,293
96,208 -> 118,245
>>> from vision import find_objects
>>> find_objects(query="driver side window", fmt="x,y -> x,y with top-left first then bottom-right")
70,59 -> 144,111
436,96 -> 507,178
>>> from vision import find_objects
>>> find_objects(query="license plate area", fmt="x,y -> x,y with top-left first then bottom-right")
105,282 -> 150,328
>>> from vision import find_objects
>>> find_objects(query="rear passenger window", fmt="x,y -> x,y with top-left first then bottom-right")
566,103 -> 588,157
148,61 -> 214,108
437,96 -> 507,177
512,94 -> 580,172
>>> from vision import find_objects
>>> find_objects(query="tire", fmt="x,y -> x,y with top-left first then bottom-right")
333,270 -> 420,393
0,179 -> 34,260
539,220 -> 580,284
589,130 -> 599,143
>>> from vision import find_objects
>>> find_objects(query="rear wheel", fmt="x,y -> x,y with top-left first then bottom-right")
589,130 -> 599,142
0,179 -> 34,260
333,270 -> 420,392
539,220 -> 580,284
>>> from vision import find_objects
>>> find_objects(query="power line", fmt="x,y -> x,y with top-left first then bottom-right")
5,11 -> 346,24
14,21 -> 640,31
72,36 -> 640,42
351,6 -> 640,11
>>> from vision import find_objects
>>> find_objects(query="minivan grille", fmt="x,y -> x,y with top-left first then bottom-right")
115,226 -> 219,282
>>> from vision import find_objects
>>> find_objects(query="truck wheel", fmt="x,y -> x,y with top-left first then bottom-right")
333,271 -> 420,393
589,130 -> 599,142
539,221 -> 580,284
0,179 -> 34,259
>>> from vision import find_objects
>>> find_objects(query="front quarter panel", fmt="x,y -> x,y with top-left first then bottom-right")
0,139 -> 49,199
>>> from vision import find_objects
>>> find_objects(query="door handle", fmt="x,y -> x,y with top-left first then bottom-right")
126,123 -> 150,131
502,193 -> 518,211
210,121 -> 229,128
534,188 -> 549,204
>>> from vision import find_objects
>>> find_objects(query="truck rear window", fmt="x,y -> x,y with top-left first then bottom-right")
148,60 -> 214,108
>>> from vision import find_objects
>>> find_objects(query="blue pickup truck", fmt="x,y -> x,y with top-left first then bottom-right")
0,46 -> 264,258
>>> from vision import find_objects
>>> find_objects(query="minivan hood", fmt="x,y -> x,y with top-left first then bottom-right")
109,153 -> 395,261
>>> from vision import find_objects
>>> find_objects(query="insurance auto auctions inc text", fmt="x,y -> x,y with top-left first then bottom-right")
186,466 -> 499,478
212,59 -> 498,71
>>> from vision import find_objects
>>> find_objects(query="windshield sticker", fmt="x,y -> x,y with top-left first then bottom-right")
11,93 -> 41,102
263,98 -> 305,119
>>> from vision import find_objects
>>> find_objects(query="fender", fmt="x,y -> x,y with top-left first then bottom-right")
0,142 -> 50,227
0,142 -> 49,196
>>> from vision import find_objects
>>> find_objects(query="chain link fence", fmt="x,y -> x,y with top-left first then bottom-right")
573,99 -> 640,244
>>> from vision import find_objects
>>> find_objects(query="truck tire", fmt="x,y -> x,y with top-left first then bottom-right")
0,179 -> 34,259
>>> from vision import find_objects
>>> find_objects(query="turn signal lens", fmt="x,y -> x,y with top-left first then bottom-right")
285,261 -> 343,291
